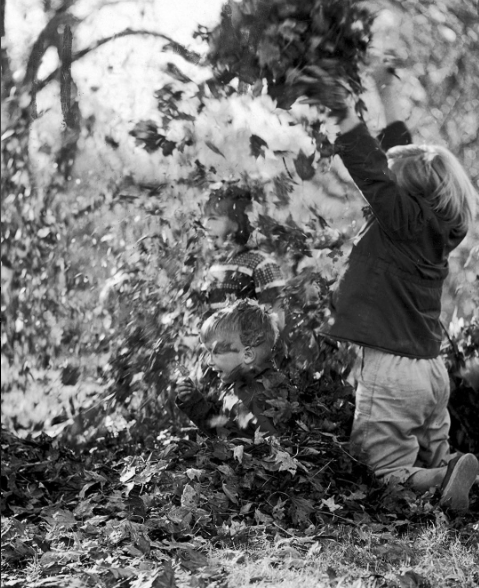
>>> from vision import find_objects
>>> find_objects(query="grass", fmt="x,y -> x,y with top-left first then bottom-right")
208,522 -> 479,588
3,525 -> 477,588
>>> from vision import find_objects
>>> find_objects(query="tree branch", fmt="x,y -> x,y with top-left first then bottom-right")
34,28 -> 202,93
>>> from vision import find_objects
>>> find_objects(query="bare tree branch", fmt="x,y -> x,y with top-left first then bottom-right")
34,28 -> 202,93
61,25 -> 74,127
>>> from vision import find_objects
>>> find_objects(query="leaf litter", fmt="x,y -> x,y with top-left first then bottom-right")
2,381 -> 478,588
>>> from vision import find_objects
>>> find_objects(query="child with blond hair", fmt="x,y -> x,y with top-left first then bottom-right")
322,57 -> 478,511
176,299 -> 297,438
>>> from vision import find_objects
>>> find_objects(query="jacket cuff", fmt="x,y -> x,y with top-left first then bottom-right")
175,388 -> 204,411
377,121 -> 412,151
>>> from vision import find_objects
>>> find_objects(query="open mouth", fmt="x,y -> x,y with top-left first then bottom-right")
207,238 -> 220,250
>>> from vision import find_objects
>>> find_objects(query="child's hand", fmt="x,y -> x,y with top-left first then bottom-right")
176,378 -> 197,402
367,50 -> 404,125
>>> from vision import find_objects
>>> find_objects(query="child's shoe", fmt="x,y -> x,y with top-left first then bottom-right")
439,453 -> 479,512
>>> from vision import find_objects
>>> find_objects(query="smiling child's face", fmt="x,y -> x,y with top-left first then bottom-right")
203,214 -> 238,249
203,336 -> 248,383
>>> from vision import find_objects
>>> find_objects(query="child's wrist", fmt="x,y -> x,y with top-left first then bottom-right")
376,75 -> 399,96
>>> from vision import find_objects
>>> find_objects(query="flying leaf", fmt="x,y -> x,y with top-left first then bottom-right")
273,173 -> 294,207
205,141 -> 225,158
250,134 -> 268,159
165,62 -> 192,84
293,150 -> 316,181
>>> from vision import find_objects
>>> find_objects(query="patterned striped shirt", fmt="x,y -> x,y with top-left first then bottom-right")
207,249 -> 285,310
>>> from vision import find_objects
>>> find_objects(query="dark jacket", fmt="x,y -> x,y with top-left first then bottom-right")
322,121 -> 466,359
175,365 -> 298,438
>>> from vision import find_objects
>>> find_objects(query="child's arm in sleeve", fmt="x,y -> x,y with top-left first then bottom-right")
335,122 -> 425,237
253,257 -> 286,329
333,69 -> 425,239
371,56 -> 412,151
175,379 -> 219,436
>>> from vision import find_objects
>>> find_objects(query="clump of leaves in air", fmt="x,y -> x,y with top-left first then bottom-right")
205,0 -> 373,111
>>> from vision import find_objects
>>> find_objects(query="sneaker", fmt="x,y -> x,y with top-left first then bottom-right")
439,453 -> 479,512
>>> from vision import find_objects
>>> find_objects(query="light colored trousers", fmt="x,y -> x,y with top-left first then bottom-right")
350,347 -> 452,482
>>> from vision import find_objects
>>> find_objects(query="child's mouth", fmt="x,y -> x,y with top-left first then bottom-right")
207,238 -> 220,250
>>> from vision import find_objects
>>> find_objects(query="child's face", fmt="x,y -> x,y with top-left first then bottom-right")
203,336 -> 248,383
204,213 -> 238,249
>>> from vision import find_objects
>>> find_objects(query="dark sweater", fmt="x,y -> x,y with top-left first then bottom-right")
322,121 -> 466,358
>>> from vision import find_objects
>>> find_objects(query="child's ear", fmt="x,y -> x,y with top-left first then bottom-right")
243,346 -> 256,365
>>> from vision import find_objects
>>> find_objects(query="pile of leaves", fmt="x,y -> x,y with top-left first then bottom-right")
4,368 -> 478,587
205,0 -> 373,110
442,316 -> 479,454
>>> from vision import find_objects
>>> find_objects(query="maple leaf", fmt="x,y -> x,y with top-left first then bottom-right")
167,506 -> 193,528
151,561 -> 178,588
293,150 -> 316,181
254,508 -> 274,524
186,467 -> 203,480
263,398 -> 295,424
273,173 -> 294,207
262,446 -> 298,474
178,547 -> 209,572
249,134 -> 268,158
161,140 -> 176,156
126,490 -> 147,519
290,496 -> 315,525
222,482 -> 239,504
343,488 -> 367,501
233,445 -> 244,463
257,37 -> 282,68
181,484 -> 199,508
321,496 -> 342,512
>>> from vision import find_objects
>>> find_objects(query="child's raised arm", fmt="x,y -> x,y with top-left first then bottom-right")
369,53 -> 402,126
334,52 -> 403,136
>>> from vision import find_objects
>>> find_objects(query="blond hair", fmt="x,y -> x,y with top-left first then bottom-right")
200,299 -> 279,349
387,144 -> 477,233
